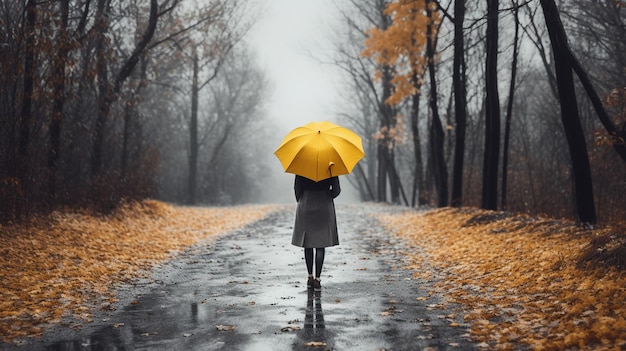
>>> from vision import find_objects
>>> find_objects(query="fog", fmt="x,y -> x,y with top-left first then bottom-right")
244,0 -> 360,204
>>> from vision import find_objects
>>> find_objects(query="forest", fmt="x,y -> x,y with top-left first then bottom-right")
1,0 -> 625,226
335,0 -> 625,225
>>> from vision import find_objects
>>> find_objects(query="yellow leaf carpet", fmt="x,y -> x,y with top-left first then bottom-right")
376,207 -> 626,351
0,200 -> 278,344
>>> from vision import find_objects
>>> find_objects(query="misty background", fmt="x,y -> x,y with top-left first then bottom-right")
1,0 -> 624,225
245,0 -> 359,204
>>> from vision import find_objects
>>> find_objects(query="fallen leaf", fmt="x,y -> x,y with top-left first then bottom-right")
216,325 -> 236,331
0,201 -> 276,344
305,341 -> 327,347
376,208 -> 626,350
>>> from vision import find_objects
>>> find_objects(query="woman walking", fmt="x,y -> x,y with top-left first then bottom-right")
292,175 -> 341,292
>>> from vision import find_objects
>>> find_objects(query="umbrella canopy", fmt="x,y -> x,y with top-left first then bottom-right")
274,121 -> 365,182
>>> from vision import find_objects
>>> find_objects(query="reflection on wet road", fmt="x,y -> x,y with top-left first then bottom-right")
292,290 -> 334,350
7,204 -> 476,351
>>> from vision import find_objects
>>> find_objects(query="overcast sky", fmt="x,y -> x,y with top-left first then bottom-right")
244,1 -> 360,203
245,0 -> 342,132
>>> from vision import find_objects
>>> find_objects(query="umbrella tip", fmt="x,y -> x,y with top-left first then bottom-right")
318,130 -> 321,134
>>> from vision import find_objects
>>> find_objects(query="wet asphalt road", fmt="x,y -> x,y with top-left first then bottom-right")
6,204 -> 477,351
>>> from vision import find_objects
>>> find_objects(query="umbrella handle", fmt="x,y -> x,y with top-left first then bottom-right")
329,162 -> 334,178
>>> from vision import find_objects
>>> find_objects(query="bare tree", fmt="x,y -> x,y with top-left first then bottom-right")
374,2 -> 398,203
425,0 -> 448,207
451,0 -> 467,207
410,63 -> 427,207
47,0 -> 70,202
182,1 -> 249,204
501,0 -> 522,210
91,0 -> 160,178
482,0 -> 501,211
539,0 -> 596,224
16,0 -> 37,217
200,47 -> 268,203
333,0 -> 397,203
562,1 -> 626,161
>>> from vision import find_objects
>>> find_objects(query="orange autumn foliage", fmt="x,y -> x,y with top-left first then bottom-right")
361,0 -> 437,106
376,207 -> 626,350
0,200 -> 278,344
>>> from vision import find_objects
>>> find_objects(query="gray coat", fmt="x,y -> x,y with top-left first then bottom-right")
291,176 -> 340,248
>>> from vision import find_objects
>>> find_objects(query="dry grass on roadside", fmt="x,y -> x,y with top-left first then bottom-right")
376,207 -> 626,351
0,200 -> 278,344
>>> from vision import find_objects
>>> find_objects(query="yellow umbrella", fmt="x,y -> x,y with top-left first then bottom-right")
274,121 -> 365,182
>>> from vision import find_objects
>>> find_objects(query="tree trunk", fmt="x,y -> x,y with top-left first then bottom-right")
377,63 -> 395,203
410,70 -> 425,207
121,104 -> 132,178
451,0 -> 467,207
426,0 -> 448,207
355,163 -> 376,201
377,142 -> 387,202
17,0 -> 37,216
48,0 -> 70,202
122,56 -> 148,178
482,0 -> 501,211
539,0 -> 597,224
382,149 -> 409,206
501,0 -> 520,210
92,0 -> 110,177
189,52 -> 200,205
388,146 -> 400,203
375,5 -> 398,204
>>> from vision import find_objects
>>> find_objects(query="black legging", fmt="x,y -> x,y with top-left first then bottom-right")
304,248 -> 325,278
